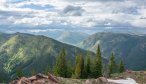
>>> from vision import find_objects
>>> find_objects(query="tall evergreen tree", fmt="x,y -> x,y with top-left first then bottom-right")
72,54 -> 79,78
93,45 -> 103,78
80,55 -> 85,78
74,54 -> 81,78
74,63 -> 81,79
119,60 -> 125,73
54,48 -> 68,77
67,61 -> 73,78
74,54 -> 85,79
86,52 -> 91,78
109,52 -> 117,76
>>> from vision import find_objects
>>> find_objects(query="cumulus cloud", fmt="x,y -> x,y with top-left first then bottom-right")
0,10 -> 34,18
0,0 -> 146,33
62,5 -> 84,16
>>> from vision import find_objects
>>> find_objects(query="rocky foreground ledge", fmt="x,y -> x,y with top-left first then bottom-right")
10,73 -> 58,84
9,73 -> 138,84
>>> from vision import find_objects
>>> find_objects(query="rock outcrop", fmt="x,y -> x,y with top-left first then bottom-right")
10,73 -> 58,84
10,74 -> 136,84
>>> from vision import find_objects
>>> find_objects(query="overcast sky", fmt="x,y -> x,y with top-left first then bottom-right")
0,0 -> 146,33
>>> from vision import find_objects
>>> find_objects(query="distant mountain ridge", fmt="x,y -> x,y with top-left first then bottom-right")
30,31 -> 89,45
78,32 -> 146,70
57,31 -> 89,45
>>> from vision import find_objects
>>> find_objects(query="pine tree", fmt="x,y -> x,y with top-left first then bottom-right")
72,54 -> 78,78
119,60 -> 125,73
74,54 -> 85,79
86,52 -> 91,78
74,63 -> 81,79
74,54 -> 81,78
54,48 -> 68,77
67,61 -> 73,78
109,52 -> 117,76
93,45 -> 103,78
80,54 -> 85,78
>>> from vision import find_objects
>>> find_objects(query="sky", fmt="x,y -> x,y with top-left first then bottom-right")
0,0 -> 146,34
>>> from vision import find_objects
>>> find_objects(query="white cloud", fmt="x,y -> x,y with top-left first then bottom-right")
62,5 -> 84,16
14,17 -> 53,25
29,29 -> 50,33
0,0 -> 146,32
132,19 -> 146,28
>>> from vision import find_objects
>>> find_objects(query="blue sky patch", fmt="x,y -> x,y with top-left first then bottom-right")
20,4 -> 56,11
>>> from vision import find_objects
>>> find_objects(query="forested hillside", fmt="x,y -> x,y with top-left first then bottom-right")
78,32 -> 146,70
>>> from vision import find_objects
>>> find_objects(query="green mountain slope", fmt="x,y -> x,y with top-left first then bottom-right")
78,32 -> 146,70
0,33 -> 94,81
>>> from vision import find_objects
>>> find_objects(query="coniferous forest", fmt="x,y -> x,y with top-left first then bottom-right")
16,45 -> 125,79
55,45 -> 125,79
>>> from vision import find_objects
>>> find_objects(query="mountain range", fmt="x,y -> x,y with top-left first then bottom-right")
31,31 -> 89,45
78,32 -> 146,70
1,31 -> 146,82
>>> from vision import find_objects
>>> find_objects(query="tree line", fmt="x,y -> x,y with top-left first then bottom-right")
53,45 -> 125,79
16,45 -> 125,79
